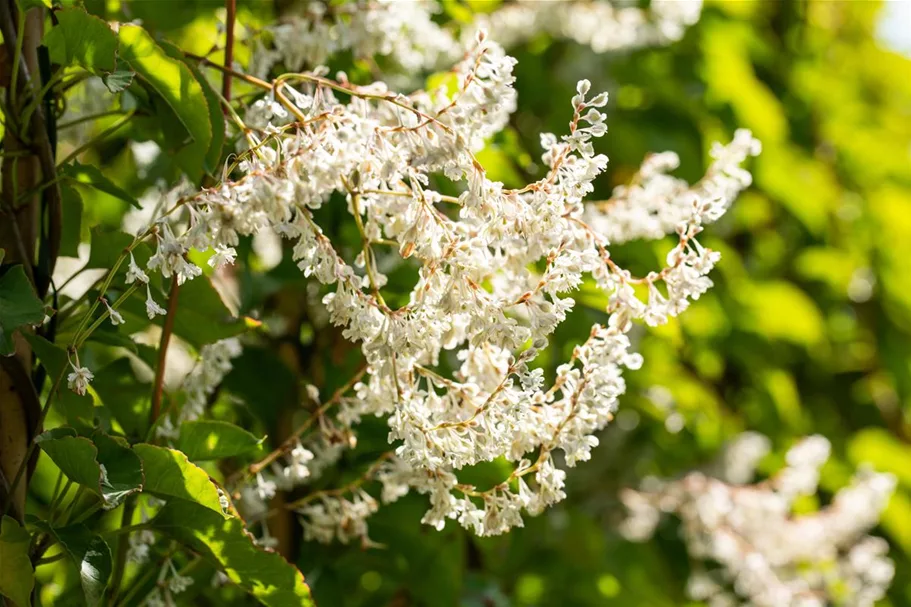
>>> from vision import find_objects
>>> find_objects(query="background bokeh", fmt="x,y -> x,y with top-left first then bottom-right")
43,0 -> 911,605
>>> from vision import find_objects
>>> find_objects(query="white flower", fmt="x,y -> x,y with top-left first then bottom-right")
255,472 -> 277,502
207,244 -> 237,270
102,298 -> 125,326
165,559 -> 193,594
125,252 -> 149,285
145,285 -> 167,319
67,362 -> 93,396
622,432 -> 897,606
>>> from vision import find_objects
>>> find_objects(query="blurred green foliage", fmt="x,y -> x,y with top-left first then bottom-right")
13,0 -> 911,605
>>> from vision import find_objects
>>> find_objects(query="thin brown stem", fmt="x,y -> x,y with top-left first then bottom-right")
229,365 -> 367,485
150,275 -> 180,428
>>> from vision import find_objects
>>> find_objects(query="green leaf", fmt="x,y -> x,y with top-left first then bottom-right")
0,265 -> 45,356
85,327 -> 139,353
86,227 -> 132,270
59,184 -> 83,258
35,429 -> 142,508
118,25 -> 213,180
92,432 -> 144,507
102,58 -> 135,93
848,428 -> 911,490
35,428 -> 103,494
172,277 -> 246,347
119,275 -> 245,347
158,40 -> 225,173
92,358 -> 150,438
19,334 -> 92,427
20,332 -> 66,380
735,281 -> 824,347
133,444 -> 227,516
154,501 -> 314,607
43,523 -> 112,606
42,8 -> 117,72
57,389 -> 95,430
176,420 -> 264,461
61,161 -> 140,209
0,516 -> 34,607
86,228 -> 152,273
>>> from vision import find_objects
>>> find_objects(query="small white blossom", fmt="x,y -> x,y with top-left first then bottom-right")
207,244 -> 237,270
145,285 -> 167,319
125,252 -> 149,285
67,362 -> 93,396
102,298 -> 125,326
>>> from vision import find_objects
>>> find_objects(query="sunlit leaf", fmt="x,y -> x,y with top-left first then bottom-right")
92,432 -> 144,506
35,429 -> 142,508
176,420 -> 264,461
61,161 -> 140,209
118,25 -> 213,180
133,444 -> 227,516
42,7 -> 117,72
153,500 -> 314,607
41,523 -> 112,606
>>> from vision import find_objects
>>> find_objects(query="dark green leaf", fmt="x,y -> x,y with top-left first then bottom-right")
154,500 -> 314,607
133,443 -> 227,516
172,277 -> 248,346
176,420 -> 264,461
223,347 -> 296,429
35,429 -> 103,495
61,161 -> 139,209
85,328 -> 139,353
118,25 -> 213,180
35,428 -> 141,508
59,184 -> 83,258
20,332 -> 66,380
42,8 -> 117,72
86,228 -> 146,271
119,276 -> 246,348
43,523 -> 112,606
0,516 -> 34,607
92,432 -> 144,507
92,358 -> 150,438
0,266 -> 45,356
20,334 -> 92,427
56,389 -> 95,430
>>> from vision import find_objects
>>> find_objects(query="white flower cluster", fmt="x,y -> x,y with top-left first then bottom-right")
621,434 -> 897,607
474,0 -> 703,53
125,22 -> 758,543
155,338 -> 243,439
249,0 -> 702,86
250,0 -> 459,79
584,129 -> 761,246
145,558 -> 194,607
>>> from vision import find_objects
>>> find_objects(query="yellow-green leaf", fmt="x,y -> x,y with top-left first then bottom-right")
118,25 -> 213,180
133,444 -> 227,516
154,500 -> 314,607
0,516 -> 34,607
